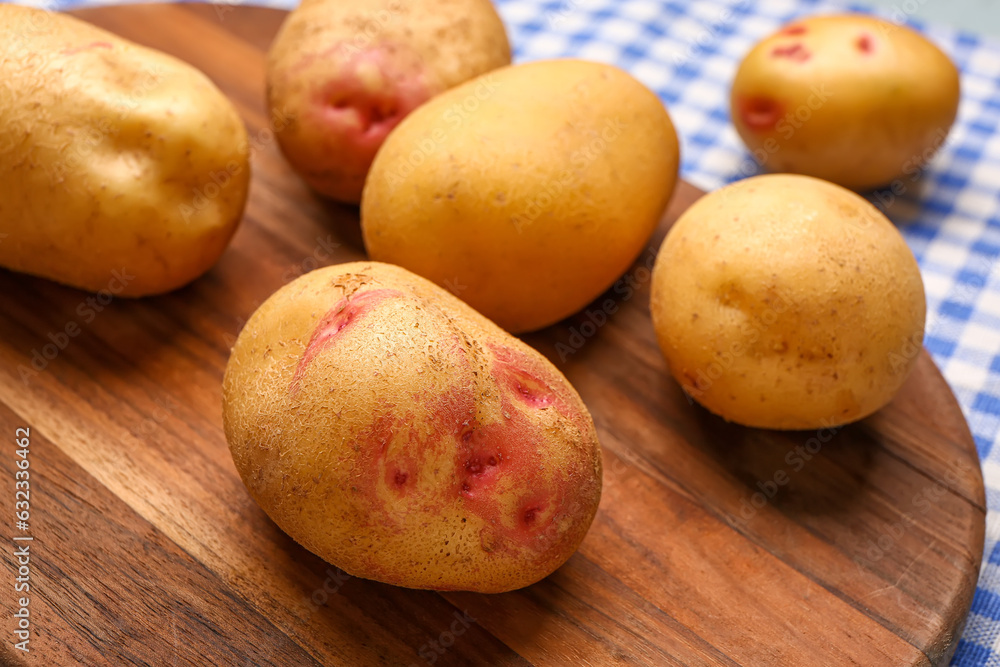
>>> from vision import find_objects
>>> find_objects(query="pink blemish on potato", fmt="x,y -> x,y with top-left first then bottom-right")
60,41 -> 113,56
771,42 -> 811,61
420,373 -> 565,549
289,288 -> 401,394
782,25 -> 807,35
513,376 -> 555,408
366,412 -> 396,461
350,356 -> 477,513
521,504 -> 544,527
454,412 -> 563,548
323,86 -> 401,139
356,410 -> 425,505
738,96 -> 784,132
346,338 -> 589,551
385,451 -> 419,495
487,343 -> 582,423
313,46 -> 430,153
857,34 -> 874,53
450,345 -> 592,550
355,410 -> 394,488
459,450 -> 502,497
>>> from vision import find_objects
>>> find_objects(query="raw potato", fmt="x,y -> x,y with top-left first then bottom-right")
0,6 -> 250,296
362,59 -> 680,333
223,262 -> 602,593
267,0 -> 511,203
731,14 -> 960,191
650,174 -> 926,430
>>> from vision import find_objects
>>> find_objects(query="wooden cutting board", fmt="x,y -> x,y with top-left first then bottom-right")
0,5 -> 985,666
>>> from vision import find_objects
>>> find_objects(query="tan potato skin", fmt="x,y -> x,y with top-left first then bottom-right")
361,59 -> 680,333
222,262 -> 602,593
0,7 -> 249,297
266,0 -> 511,203
731,14 -> 960,191
650,174 -> 926,430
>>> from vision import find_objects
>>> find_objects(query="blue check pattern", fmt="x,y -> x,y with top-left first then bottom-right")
21,0 -> 1000,661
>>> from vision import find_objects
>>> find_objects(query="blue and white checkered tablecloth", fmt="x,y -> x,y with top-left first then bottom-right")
19,0 -> 1000,662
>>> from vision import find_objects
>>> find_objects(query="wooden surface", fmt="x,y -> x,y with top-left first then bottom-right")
0,5 -> 985,665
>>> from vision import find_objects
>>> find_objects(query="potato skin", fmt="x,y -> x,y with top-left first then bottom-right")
731,14 -> 959,191
266,0 -> 511,203
222,261 -> 602,593
361,59 -> 679,333
650,174 -> 926,430
0,7 -> 249,296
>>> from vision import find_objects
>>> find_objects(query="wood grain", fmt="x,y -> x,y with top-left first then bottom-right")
0,5 -> 984,665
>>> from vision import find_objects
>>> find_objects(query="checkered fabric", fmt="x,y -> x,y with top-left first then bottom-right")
18,0 -> 1000,661
495,4 -> 1000,664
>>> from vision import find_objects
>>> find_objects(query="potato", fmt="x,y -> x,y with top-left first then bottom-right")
361,59 -> 679,333
222,261 -> 602,592
266,0 -> 511,203
650,174 -> 926,430
0,7 -> 249,297
730,14 -> 959,191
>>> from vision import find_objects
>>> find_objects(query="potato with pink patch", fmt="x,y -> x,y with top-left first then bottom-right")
731,14 -> 959,190
222,261 -> 602,593
266,0 -> 511,203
